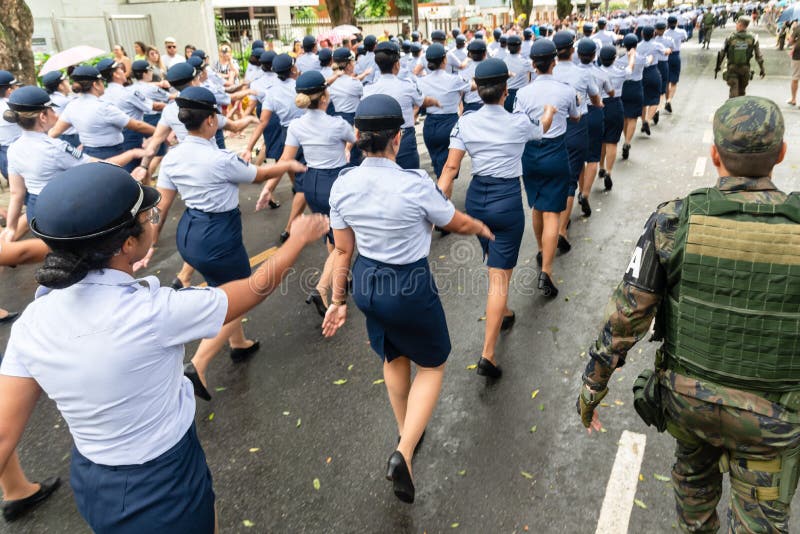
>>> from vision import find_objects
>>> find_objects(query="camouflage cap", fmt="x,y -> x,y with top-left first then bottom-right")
713,96 -> 784,154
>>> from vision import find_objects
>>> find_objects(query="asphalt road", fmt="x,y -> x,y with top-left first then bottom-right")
1,25 -> 800,534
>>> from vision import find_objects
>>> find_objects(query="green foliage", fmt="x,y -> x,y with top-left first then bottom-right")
394,0 -> 413,15
291,6 -> 318,20
215,15 -> 230,44
512,0 -> 533,20
557,0 -> 573,18
356,0 -> 389,18
607,1 -> 630,10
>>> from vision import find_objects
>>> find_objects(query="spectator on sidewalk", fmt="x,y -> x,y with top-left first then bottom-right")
163,37 -> 184,69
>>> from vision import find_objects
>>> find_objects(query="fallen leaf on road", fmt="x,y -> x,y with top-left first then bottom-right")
243,520 -> 255,527
600,402 -> 610,407
539,404 -> 545,411
208,413 -> 214,421
332,379 -> 348,385
634,499 -> 648,509
599,428 -> 608,433
530,426 -> 537,433
347,364 -> 353,371
451,523 -> 459,529
282,411 -> 290,416
296,418 -> 302,428
215,386 -> 226,392
466,364 -> 477,370
313,478 -> 321,491
614,400 -> 625,406
478,316 -> 486,321
457,469 -> 466,476
242,317 -> 249,323
249,448 -> 260,453
654,474 -> 671,482
439,255 -> 446,260
326,457 -> 332,464
639,474 -> 644,482
531,389 -> 540,399
520,471 -> 534,479
372,379 -> 385,385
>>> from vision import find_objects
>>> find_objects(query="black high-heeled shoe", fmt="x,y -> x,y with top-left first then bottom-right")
476,357 -> 502,379
386,451 -> 415,503
268,199 -> 281,209
397,430 -> 426,457
500,311 -> 516,331
305,290 -> 327,318
604,173 -> 613,191
183,362 -> 211,401
538,272 -> 559,298
557,235 -> 572,254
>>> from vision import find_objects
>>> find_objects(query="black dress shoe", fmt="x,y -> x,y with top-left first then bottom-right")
538,272 -> 559,298
604,173 -> 613,191
169,278 -> 184,291
476,357 -> 502,378
500,311 -> 516,331
2,477 -> 61,522
183,362 -> 211,401
578,192 -> 592,217
622,143 -> 631,160
279,231 -> 290,244
0,312 -> 19,325
598,168 -> 606,178
653,111 -> 660,125
665,102 -> 673,113
268,199 -> 281,209
386,451 -> 415,503
230,340 -> 260,363
305,290 -> 327,318
397,430 -> 426,457
557,235 -> 572,254
536,251 -> 542,267
641,121 -> 651,136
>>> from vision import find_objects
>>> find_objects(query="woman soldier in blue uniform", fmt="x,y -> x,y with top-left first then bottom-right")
438,59 -> 554,378
328,47 -> 368,165
155,87 -> 306,398
515,39 -> 580,298
619,33 -> 650,160
502,35 -> 534,113
40,71 -> 80,148
598,45 -> 635,191
0,71 -> 21,184
0,162 -> 328,533
416,43 -> 469,180
249,51 -> 283,175
1,87 -> 144,241
637,26 -> 670,136
256,71 -> 355,317
48,66 -> 155,161
322,95 -> 493,503
130,60 -> 171,180
459,40 -> 488,113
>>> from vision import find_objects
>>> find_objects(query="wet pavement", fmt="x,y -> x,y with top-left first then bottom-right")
1,25 -> 800,534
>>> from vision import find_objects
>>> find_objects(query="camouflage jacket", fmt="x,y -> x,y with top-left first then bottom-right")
582,176 -> 788,394
722,30 -> 764,70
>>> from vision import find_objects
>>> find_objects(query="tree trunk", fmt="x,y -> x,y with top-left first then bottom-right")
0,0 -> 35,83
327,0 -> 356,26
512,0 -> 533,23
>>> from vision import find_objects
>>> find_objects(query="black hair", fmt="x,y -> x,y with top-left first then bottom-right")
375,51 -> 399,74
177,107 -> 215,130
533,56 -> 555,74
356,128 -> 399,153
364,41 -> 376,52
2,109 -> 41,129
101,70 -> 115,83
477,81 -> 506,105
468,50 -> 486,61
276,71 -> 291,81
508,43 -> 521,55
579,53 -> 594,65
556,48 -> 572,61
261,62 -> 273,73
320,56 -> 332,67
132,70 -> 146,80
0,87 -> 11,98
600,55 -> 615,68
36,219 -> 145,289
303,43 -> 315,53
71,79 -> 98,94
427,56 -> 445,72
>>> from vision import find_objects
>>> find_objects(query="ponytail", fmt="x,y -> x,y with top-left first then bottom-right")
295,90 -> 324,110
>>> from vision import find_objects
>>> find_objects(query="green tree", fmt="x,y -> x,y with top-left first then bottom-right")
557,0 -> 573,19
512,0 -> 533,22
326,0 -> 357,25
394,0 -> 413,16
0,0 -> 35,83
356,0 -> 389,18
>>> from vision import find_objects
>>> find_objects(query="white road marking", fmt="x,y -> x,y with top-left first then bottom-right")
595,430 -> 648,534
693,157 -> 707,177
702,129 -> 713,144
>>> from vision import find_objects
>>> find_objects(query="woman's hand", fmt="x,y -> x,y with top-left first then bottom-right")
478,222 -> 495,242
255,185 -> 272,211
322,304 -> 347,337
288,160 -> 308,174
240,150 -> 253,163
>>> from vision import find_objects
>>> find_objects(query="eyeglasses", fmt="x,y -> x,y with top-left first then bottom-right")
144,206 -> 160,225
166,45 -> 176,49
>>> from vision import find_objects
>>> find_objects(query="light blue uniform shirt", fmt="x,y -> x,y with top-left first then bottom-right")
415,69 -> 469,114
553,60 -> 599,115
48,92 -> 78,135
459,60 -> 483,104
449,104 -> 542,178
505,53 -> 535,90
321,66 -> 333,80
514,74 -> 579,138
362,74 -> 423,128
131,81 -> 170,116
244,63 -> 264,83
581,63 -> 614,100
263,78 -> 305,127
638,40 -> 669,63
616,52 -> 648,82
7,130 -> 90,194
329,75 -> 363,113
0,98 -> 22,146
654,35 -> 675,60
59,93 -> 130,147
250,71 -> 276,102
102,82 -> 153,121
329,157 -> 455,265
595,30 -> 618,48
521,39 -> 533,58
285,109 -> 355,169
202,78 -> 231,107
355,51 -> 379,85
296,52 -> 322,74
398,54 -> 415,81
665,28 -> 688,52
488,42 -> 501,57
494,47 -> 509,61
1,269 -> 228,465
446,47 -> 467,74
600,63 -> 632,97
157,101 -> 228,143
159,135 -> 257,212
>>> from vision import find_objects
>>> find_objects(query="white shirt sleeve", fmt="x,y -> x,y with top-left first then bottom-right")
104,102 -> 132,129
338,119 -> 356,143
408,81 -> 424,107
515,113 -> 543,141
328,181 -> 348,230
129,90 -> 153,114
448,118 -> 467,151
415,174 -> 455,227
284,123 -> 300,147
220,151 -> 258,184
154,286 -> 228,347
1,325 -> 32,378
52,140 -> 91,169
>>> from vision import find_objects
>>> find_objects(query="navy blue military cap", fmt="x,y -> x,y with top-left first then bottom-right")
191,49 -> 207,60
364,35 -> 377,47
553,30 -> 575,50
375,41 -> 399,54
302,35 -> 316,49
493,28 -> 502,39
523,28 -> 533,38
250,47 -> 265,58
318,47 -> 332,63
41,71 -> 66,89
473,58 -> 509,84
577,38 -> 597,56
425,43 -> 446,60
655,21 -> 667,30
668,15 -> 678,24
333,47 -> 353,62
623,33 -> 639,48
166,62 -> 197,84
530,38 -> 557,59
259,50 -> 276,65
357,45 -> 366,56
131,60 -> 151,73
410,43 -> 422,53
452,28 -> 460,38
456,34 -> 466,44
583,22 -> 594,33
401,40 -> 411,52
598,17 -> 608,26
296,71 -> 326,94
187,56 -> 205,70
599,45 -> 618,62
0,70 -> 20,86
252,39 -> 264,50
354,94 -> 404,131
411,31 -> 420,41
499,35 -> 508,44
467,39 -> 486,52
71,65 -> 103,81
642,25 -> 655,38
431,29 -> 446,41
176,86 -> 216,111
7,86 -> 53,111
272,53 -> 294,73
507,35 -> 522,46
95,58 -> 120,74
31,162 -> 160,242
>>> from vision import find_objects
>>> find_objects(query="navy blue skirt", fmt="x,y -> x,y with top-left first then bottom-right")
70,423 -> 214,534
503,88 -> 519,113
59,133 -> 81,149
397,127 -> 419,170
422,113 -> 458,179
257,103 -> 284,160
143,114 -> 167,157
83,144 -> 124,160
668,52 -> 681,84
121,129 -> 144,172
214,128 -> 225,150
279,125 -> 306,190
642,65 -> 661,106
177,207 -> 250,287
24,192 -> 38,224
0,145 -> 7,178
621,80 -> 644,118
353,255 -> 450,367
522,135 -> 571,212
332,111 -> 363,165
465,175 -> 525,270
302,166 -> 349,244
602,97 -> 624,144
462,101 -> 483,113
585,105 -> 604,163
565,116 -> 588,190
657,61 -> 669,95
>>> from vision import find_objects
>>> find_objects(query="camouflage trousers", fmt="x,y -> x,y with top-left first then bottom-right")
660,371 -> 800,533
703,26 -> 714,45
726,65 -> 751,98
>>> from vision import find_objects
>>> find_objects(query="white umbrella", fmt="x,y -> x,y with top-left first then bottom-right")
39,46 -> 108,76
332,25 -> 361,37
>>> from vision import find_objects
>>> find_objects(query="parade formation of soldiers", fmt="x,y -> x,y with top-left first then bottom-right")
0,5 -> 798,533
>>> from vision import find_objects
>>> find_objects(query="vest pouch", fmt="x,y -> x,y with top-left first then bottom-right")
633,369 -> 667,432
722,70 -> 729,81
779,444 -> 800,504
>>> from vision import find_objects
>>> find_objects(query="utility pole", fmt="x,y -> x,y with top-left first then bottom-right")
412,0 -> 419,29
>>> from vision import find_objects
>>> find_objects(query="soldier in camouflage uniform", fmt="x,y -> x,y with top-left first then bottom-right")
716,18 -> 765,98
577,96 -> 800,533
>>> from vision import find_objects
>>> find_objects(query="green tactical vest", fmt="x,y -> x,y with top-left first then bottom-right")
703,12 -> 715,26
727,32 -> 755,66
663,188 -> 800,391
